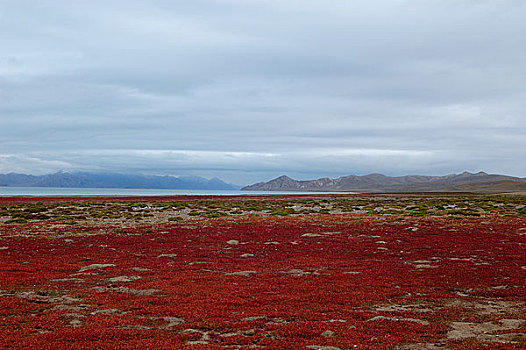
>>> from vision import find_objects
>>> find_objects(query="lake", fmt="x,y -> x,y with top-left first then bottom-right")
0,187 -> 355,197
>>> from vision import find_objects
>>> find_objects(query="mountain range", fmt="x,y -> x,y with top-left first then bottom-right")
242,172 -> 526,193
0,172 -> 239,190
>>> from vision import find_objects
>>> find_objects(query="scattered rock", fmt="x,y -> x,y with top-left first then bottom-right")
132,267 -> 151,272
107,275 -> 142,283
53,304 -> 89,312
221,329 -> 256,337
51,278 -> 85,283
240,253 -> 254,257
321,330 -> 335,337
282,269 -> 311,276
65,313 -> 85,328
157,254 -> 177,258
225,271 -> 257,277
70,272 -> 98,276
302,232 -> 340,238
226,240 -> 240,245
181,328 -> 210,345
91,309 -> 128,316
489,285 -> 509,290
79,263 -> 115,272
240,316 -> 266,321
414,264 -> 437,269
367,315 -> 429,325
68,319 -> 84,327
92,286 -> 160,295
302,233 -> 324,237
115,325 -> 152,330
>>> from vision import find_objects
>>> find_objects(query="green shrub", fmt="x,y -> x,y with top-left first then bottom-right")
6,218 -> 27,224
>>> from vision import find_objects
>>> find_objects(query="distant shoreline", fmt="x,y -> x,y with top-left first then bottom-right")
0,186 -> 357,197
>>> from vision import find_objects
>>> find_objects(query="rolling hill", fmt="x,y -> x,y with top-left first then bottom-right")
242,172 -> 526,193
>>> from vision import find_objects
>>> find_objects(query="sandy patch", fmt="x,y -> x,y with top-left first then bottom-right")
447,319 -> 524,342
225,271 -> 258,277
79,263 -> 115,272
107,275 -> 142,283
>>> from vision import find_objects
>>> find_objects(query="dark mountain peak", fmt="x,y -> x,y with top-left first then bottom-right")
242,175 -> 299,191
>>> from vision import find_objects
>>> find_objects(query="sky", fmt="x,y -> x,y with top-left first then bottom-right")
1,0 -> 525,185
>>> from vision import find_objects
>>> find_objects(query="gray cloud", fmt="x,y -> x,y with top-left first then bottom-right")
1,0 -> 525,184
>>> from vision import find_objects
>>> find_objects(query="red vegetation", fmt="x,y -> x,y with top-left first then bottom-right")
0,197 -> 525,349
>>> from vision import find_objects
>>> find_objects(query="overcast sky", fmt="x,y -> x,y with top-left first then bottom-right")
1,0 -> 525,185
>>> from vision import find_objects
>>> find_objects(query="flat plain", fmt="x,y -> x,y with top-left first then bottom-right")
1,194 -> 525,349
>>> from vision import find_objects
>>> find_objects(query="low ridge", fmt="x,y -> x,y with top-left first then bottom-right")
242,172 -> 526,193
0,172 -> 239,190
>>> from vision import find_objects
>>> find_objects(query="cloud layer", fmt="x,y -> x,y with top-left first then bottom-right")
1,0 -> 525,184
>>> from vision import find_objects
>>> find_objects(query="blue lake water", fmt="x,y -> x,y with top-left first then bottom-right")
0,187 -> 355,197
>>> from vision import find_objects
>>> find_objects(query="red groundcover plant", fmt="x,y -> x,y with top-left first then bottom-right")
0,197 -> 525,349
